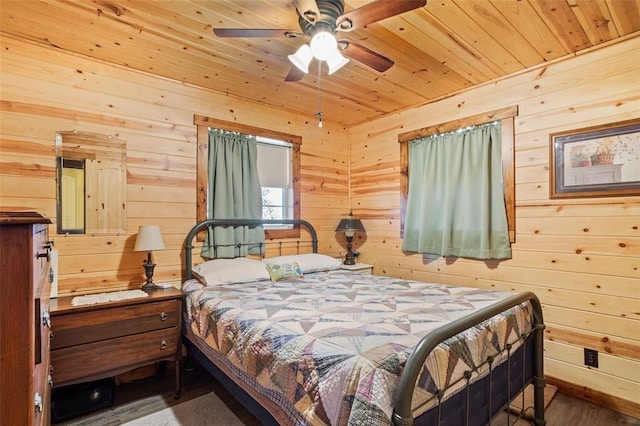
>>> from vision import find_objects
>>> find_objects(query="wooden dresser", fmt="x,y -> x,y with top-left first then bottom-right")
0,212 -> 53,426
50,287 -> 183,397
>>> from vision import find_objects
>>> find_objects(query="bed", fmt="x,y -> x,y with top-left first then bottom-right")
182,219 -> 545,426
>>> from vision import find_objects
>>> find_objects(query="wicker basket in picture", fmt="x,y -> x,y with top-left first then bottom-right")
590,153 -> 614,165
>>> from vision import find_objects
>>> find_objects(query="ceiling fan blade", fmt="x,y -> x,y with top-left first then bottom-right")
213,28 -> 298,38
336,0 -> 426,32
293,0 -> 321,24
340,41 -> 394,72
285,65 -> 306,82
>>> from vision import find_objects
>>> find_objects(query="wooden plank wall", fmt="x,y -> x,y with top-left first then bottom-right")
349,35 -> 640,417
0,35 -> 349,295
1,31 -> 638,417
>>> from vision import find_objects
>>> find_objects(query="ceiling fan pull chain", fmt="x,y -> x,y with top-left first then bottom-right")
316,61 -> 323,128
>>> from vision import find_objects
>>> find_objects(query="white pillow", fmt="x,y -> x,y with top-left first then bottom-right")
263,253 -> 341,273
192,258 -> 269,286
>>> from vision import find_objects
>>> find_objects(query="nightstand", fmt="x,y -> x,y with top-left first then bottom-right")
339,263 -> 373,275
50,287 -> 183,398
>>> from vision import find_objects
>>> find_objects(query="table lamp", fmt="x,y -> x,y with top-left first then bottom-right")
335,211 -> 365,265
134,225 -> 165,290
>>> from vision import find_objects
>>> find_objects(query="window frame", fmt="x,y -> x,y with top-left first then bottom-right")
398,105 -> 517,243
194,115 -> 301,240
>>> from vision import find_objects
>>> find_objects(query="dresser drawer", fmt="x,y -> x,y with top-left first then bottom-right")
51,327 -> 179,385
51,299 -> 179,350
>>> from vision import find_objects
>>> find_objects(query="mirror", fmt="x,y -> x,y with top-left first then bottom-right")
55,131 -> 127,234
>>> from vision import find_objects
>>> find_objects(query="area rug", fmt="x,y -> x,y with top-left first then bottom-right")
121,392 -> 244,426
508,383 -> 558,419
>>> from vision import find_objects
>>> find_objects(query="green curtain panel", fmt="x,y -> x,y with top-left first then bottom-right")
402,122 -> 512,259
203,129 -> 264,258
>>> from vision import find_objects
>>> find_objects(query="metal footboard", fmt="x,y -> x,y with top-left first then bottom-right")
392,291 -> 545,426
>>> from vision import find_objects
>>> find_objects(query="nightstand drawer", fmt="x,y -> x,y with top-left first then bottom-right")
52,327 -> 179,385
51,300 -> 179,350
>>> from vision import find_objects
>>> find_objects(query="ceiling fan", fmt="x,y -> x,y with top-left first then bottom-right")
213,0 -> 427,82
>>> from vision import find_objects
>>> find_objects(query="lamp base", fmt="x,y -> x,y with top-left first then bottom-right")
141,281 -> 158,291
141,253 -> 157,291
343,236 -> 356,265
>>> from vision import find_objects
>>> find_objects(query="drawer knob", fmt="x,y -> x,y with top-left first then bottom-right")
160,340 -> 168,350
34,392 -> 43,413
160,312 -> 169,321
48,374 -> 53,387
50,365 -> 54,375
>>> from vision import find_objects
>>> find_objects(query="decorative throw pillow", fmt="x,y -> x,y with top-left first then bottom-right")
265,262 -> 304,282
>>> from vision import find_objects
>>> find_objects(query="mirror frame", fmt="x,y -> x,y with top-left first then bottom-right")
55,131 -> 127,235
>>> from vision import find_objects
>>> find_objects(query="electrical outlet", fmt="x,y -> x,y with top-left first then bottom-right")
584,348 -> 599,368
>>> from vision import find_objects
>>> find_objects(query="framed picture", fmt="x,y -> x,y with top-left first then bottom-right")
550,118 -> 640,198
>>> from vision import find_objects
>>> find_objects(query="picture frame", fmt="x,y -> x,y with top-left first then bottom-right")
550,118 -> 640,199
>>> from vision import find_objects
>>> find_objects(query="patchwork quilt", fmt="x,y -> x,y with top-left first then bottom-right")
183,270 -> 533,425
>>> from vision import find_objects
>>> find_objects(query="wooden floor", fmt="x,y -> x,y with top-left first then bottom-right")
56,362 -> 639,426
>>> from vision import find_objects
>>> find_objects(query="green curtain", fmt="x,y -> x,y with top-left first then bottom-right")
203,129 -> 264,258
402,122 -> 511,259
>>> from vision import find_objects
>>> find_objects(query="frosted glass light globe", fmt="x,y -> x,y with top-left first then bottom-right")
310,32 -> 337,61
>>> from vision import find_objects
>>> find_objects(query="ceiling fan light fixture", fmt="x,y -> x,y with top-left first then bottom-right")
326,50 -> 349,75
288,44 -> 313,73
309,31 -> 338,61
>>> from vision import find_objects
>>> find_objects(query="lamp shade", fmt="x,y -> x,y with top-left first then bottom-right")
335,217 -> 366,235
326,50 -> 349,75
288,44 -> 313,73
134,225 -> 165,252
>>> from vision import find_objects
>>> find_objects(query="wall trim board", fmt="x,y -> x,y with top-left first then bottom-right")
546,375 -> 640,420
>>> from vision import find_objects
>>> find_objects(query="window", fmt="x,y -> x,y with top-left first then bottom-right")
194,115 -> 301,239
399,106 -> 517,246
257,137 -> 294,226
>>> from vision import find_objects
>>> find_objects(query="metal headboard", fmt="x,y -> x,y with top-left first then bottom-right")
184,219 -> 318,280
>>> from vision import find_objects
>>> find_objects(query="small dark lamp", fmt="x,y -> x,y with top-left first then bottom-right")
335,211 -> 366,265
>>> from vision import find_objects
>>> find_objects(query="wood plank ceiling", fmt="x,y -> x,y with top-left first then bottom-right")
1,0 -> 638,127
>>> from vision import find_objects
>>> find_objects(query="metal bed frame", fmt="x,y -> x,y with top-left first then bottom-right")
183,218 -> 546,426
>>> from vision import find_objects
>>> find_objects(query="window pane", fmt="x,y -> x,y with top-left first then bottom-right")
258,140 -> 293,228
262,187 -> 283,206
262,187 -> 288,223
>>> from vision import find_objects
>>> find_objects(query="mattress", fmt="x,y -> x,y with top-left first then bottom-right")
183,270 -> 533,425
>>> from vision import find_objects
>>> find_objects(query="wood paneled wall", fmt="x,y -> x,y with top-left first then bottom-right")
1,32 -> 638,417
349,35 -> 640,417
0,35 -> 349,295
